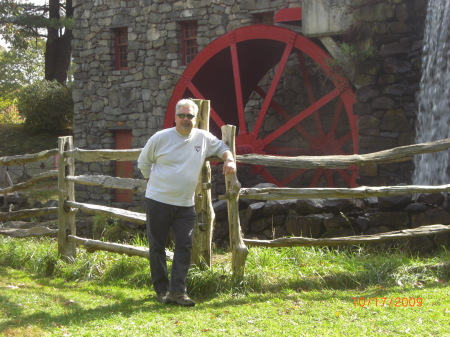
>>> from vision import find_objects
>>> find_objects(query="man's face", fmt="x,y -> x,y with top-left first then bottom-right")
175,106 -> 196,135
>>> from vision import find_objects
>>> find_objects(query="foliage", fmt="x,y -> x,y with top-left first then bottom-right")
328,42 -> 377,80
339,42 -> 377,64
1,237 -> 450,336
0,123 -> 61,156
0,0 -> 72,49
1,236 -> 449,295
0,104 -> 24,124
0,0 -> 74,84
0,39 -> 45,103
16,79 -> 73,135
92,215 -> 139,243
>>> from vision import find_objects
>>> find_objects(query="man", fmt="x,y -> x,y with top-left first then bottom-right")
137,99 -> 236,306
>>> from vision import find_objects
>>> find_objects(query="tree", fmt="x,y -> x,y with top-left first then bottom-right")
0,0 -> 73,84
0,39 -> 45,112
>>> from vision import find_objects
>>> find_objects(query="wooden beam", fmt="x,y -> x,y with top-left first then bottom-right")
0,170 -> 57,194
65,148 -> 141,162
234,184 -> 450,201
236,138 -> 450,169
68,235 -> 173,260
0,207 -> 58,221
244,224 -> 450,247
66,174 -> 146,193
65,200 -> 146,224
0,148 -> 58,166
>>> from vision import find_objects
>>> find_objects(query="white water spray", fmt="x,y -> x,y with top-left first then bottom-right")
413,0 -> 450,185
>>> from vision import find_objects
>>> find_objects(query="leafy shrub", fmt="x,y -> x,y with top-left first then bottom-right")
0,104 -> 24,124
17,80 -> 73,135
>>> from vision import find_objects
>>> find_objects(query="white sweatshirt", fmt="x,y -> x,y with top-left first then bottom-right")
137,127 -> 230,206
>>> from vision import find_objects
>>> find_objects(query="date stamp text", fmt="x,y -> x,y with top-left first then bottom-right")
352,297 -> 423,307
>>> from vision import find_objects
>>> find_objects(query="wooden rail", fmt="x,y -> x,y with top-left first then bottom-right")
1,130 -> 450,277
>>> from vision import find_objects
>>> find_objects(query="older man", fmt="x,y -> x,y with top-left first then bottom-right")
138,99 -> 236,306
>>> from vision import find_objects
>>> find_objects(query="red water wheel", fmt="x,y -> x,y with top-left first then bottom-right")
164,25 -> 358,187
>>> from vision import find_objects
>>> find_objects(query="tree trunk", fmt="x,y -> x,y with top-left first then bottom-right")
44,0 -> 73,84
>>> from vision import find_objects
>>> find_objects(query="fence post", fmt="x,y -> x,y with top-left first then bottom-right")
1,167 -> 6,208
221,125 -> 248,278
57,136 -> 76,261
191,99 -> 215,268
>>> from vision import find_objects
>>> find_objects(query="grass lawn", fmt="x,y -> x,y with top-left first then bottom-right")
1,237 -> 449,337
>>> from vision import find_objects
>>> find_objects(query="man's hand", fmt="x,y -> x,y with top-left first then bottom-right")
223,159 -> 237,175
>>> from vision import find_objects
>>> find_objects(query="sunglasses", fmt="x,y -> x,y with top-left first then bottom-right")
176,113 -> 196,120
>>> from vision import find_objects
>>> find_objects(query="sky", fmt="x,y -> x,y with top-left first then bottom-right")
1,0 -> 49,49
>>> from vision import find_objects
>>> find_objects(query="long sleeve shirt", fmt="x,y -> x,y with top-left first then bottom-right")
137,127 -> 230,207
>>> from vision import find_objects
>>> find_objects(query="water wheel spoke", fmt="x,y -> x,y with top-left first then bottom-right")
186,81 -> 226,127
310,169 -> 324,187
258,167 -> 282,186
255,86 -> 315,143
297,51 -> 325,137
229,34 -> 246,133
279,169 -> 306,186
335,132 -> 353,151
336,169 -> 353,186
262,88 -> 341,147
325,170 -> 335,187
253,32 -> 297,136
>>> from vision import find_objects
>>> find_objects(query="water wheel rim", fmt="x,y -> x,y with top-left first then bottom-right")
165,25 -> 358,187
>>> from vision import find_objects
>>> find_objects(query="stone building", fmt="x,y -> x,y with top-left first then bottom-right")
71,0 -> 429,207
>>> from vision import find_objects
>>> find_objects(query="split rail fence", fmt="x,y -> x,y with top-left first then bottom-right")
2,116 -> 450,277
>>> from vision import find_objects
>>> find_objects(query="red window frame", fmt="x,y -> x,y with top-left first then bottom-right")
181,21 -> 198,65
114,27 -> 129,70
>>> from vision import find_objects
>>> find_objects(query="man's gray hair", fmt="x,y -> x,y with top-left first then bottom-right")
175,99 -> 198,117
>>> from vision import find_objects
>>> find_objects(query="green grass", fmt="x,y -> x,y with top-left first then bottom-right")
1,237 -> 450,336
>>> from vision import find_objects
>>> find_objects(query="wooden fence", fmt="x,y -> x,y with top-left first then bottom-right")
1,125 -> 450,277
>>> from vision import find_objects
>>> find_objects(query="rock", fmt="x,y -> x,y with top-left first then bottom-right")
378,194 -> 412,211
411,209 -> 450,228
323,198 -> 365,213
356,216 -> 370,231
295,199 -> 325,214
285,213 -> 324,238
434,232 -> 450,248
273,226 -> 287,239
417,193 -> 445,206
365,211 -> 410,228
213,200 -> 228,221
321,229 -> 355,238
250,218 -> 270,233
245,202 -> 265,223
263,199 -> 296,216
322,213 -> 351,231
404,203 -> 428,212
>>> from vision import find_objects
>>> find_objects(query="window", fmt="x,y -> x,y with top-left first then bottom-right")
253,12 -> 274,24
114,27 -> 129,70
181,21 -> 198,65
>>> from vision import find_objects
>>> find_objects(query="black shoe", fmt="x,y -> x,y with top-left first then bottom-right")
167,291 -> 195,307
156,291 -> 173,304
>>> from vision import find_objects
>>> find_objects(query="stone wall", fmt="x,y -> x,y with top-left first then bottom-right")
213,185 -> 450,252
350,0 -> 428,186
71,0 -> 300,206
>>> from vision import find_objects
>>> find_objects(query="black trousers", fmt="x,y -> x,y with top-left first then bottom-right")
145,198 -> 195,294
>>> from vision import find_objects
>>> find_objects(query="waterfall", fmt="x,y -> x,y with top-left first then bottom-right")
413,0 -> 450,185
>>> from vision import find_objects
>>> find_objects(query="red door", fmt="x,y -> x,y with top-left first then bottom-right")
114,130 -> 133,202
